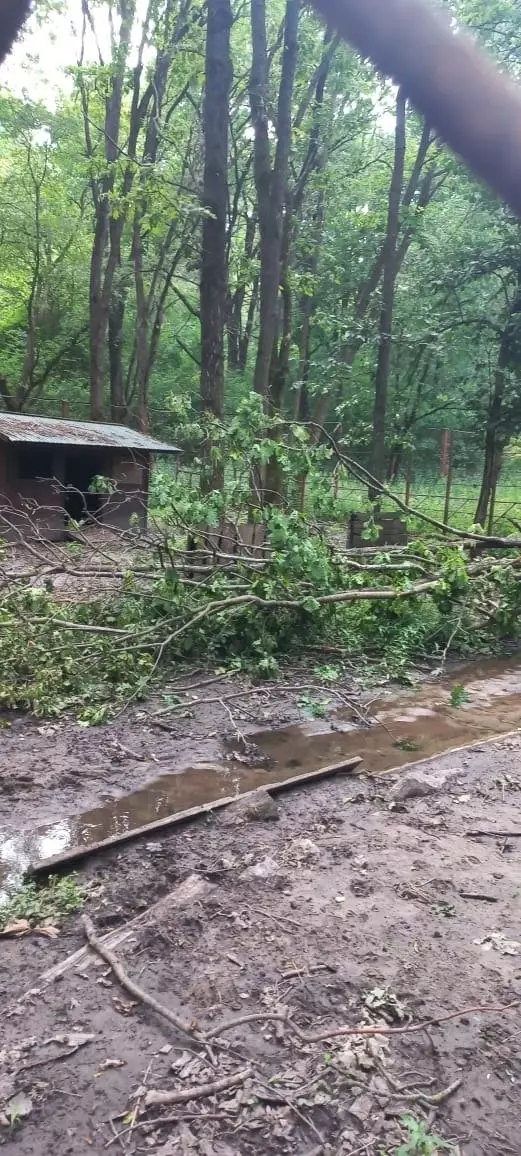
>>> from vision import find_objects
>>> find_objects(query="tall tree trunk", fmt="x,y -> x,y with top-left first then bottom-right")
108,277 -> 128,422
227,215 -> 257,370
369,88 -> 407,492
199,0 -> 233,491
476,274 -> 521,525
249,0 -> 299,403
89,210 -> 108,421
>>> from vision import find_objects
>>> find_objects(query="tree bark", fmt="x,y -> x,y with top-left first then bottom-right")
369,88 -> 407,491
250,0 -> 300,403
199,0 -> 233,491
476,276 -> 521,525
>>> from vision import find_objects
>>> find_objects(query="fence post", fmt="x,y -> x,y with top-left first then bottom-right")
443,431 -> 453,529
440,428 -> 451,476
61,399 -> 70,419
405,458 -> 412,507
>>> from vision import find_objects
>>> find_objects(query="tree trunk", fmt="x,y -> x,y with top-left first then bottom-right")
199,0 -> 233,492
250,0 -> 299,403
227,215 -> 257,370
369,88 -> 407,492
476,428 -> 504,529
476,276 -> 521,525
108,278 -> 128,423
89,210 -> 108,421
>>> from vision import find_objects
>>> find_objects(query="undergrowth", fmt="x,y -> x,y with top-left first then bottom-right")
0,522 -> 519,720
1,398 -> 520,720
0,875 -> 85,931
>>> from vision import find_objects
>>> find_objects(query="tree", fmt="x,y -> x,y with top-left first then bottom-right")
369,87 -> 406,489
199,0 -> 233,491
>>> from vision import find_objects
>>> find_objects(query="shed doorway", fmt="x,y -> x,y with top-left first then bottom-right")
64,451 -> 106,524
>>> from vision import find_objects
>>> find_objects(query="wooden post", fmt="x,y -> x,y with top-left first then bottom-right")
440,428 -> 451,476
61,400 -> 70,419
405,458 -> 412,507
443,430 -> 453,529
333,468 -> 339,500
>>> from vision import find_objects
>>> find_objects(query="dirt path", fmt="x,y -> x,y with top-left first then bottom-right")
1,733 -> 521,1154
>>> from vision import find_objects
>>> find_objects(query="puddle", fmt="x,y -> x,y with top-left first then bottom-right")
2,654 -> 521,898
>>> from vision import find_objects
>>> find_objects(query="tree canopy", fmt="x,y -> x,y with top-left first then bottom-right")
1,0 -> 521,520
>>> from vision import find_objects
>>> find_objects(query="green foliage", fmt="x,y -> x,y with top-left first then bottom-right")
450,683 -> 469,707
394,1114 -> 454,1155
0,875 -> 85,930
0,405 -> 519,719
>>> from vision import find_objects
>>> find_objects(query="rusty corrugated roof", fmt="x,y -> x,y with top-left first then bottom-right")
0,412 -> 180,453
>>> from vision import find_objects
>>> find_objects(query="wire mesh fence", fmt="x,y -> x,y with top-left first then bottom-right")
8,396 -> 521,536
331,427 -> 521,536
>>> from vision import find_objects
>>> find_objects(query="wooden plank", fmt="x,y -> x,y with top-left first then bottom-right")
27,756 -> 362,878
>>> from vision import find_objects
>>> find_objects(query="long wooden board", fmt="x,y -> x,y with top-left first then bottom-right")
27,755 -> 362,877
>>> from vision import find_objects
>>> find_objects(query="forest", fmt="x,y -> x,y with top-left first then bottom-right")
2,0 -> 521,511
1,0 -> 521,719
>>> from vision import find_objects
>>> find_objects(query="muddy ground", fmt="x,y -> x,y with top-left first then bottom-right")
1,674 -> 521,1155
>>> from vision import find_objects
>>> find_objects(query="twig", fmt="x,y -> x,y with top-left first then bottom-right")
82,915 -> 203,1042
280,962 -> 337,980
459,892 -> 498,903
465,830 -> 521,838
204,1000 -> 519,1044
419,1077 -> 462,1106
252,906 -> 303,928
144,1066 -> 252,1108
105,1110 -> 239,1147
254,1076 -> 325,1147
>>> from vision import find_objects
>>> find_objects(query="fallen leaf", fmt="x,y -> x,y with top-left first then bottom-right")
46,1032 -> 95,1050
35,925 -> 60,939
112,997 -> 137,1015
0,920 -> 31,937
6,1092 -> 32,1120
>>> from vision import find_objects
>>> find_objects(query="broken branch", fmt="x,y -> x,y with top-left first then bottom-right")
143,1066 -> 252,1108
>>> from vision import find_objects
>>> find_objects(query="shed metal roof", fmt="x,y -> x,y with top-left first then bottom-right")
0,412 -> 180,453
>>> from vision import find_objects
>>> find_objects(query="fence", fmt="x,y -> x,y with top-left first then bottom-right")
333,427 -> 521,536
5,397 -> 521,536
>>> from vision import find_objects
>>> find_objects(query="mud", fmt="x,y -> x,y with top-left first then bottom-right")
1,730 -> 521,1154
3,654 -> 521,896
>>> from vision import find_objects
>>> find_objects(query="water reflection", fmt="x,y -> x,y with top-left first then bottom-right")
2,653 -> 521,899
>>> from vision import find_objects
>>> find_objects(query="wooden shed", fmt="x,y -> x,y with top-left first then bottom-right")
0,413 -> 180,541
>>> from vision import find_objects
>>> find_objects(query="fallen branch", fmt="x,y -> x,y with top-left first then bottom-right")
204,999 -> 519,1044
465,830 -> 521,838
82,914 -> 204,1043
143,1067 -> 252,1108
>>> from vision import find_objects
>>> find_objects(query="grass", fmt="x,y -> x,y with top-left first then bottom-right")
331,472 -> 521,535
0,874 -> 85,931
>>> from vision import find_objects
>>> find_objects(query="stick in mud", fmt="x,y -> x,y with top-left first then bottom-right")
26,755 -> 362,878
